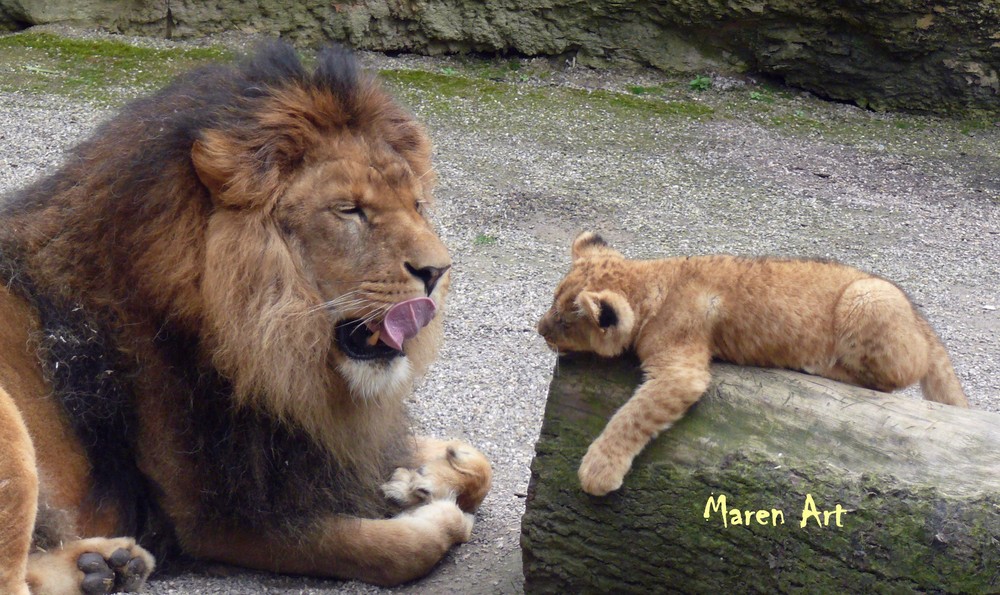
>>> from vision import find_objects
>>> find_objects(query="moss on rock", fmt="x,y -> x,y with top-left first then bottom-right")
1,1 -> 997,114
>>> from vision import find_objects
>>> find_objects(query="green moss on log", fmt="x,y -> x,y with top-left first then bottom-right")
522,354 -> 1000,593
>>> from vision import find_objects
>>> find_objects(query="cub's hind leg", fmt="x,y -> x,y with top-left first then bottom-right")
579,344 -> 712,497
832,278 -> 928,391
26,537 -> 154,595
382,437 -> 492,513
832,277 -> 968,407
0,387 -> 38,595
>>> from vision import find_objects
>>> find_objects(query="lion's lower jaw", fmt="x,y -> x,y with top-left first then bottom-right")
338,356 -> 414,403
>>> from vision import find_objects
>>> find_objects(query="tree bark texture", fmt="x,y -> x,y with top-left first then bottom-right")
521,353 -> 1000,594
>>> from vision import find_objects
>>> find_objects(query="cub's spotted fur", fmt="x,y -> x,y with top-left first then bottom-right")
538,232 -> 968,496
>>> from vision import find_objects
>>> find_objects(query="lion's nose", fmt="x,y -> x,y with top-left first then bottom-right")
405,263 -> 451,296
537,316 -> 551,338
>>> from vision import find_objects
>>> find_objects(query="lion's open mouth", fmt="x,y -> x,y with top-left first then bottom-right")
335,320 -> 402,361
335,298 -> 437,361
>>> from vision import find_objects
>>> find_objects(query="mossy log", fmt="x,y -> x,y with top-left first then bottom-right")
521,354 -> 1000,593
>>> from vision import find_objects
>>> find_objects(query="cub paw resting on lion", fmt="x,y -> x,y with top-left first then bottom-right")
538,232 -> 968,497
0,42 -> 491,593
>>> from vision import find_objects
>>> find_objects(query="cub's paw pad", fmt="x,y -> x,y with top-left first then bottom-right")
382,467 -> 437,509
77,547 -> 150,594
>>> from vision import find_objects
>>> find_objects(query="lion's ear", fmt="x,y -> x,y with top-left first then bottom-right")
192,129 -> 302,210
191,133 -> 236,196
575,290 -> 634,334
571,232 -> 623,261
192,133 -> 242,205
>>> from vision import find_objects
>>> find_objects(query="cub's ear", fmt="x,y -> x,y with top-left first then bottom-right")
571,232 -> 623,261
575,290 -> 634,335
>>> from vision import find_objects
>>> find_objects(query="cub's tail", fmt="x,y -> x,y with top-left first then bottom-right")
918,321 -> 969,408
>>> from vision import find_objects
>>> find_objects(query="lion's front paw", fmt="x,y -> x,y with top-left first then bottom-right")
386,438 -> 492,513
578,445 -> 631,497
27,537 -> 154,595
382,466 -> 438,509
434,442 -> 492,512
405,499 -> 475,543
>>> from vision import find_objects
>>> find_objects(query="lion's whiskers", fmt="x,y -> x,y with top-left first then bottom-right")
314,299 -> 367,315
310,292 -> 393,329
357,304 -> 392,329
318,289 -> 364,306
307,290 -> 368,315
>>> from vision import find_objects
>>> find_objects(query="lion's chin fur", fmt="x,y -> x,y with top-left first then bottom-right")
339,357 -> 415,404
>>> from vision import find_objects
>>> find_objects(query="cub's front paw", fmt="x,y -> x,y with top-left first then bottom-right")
578,446 -> 630,497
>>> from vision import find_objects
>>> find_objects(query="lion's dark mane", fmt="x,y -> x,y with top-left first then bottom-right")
0,42 -> 409,564
0,255 -> 154,543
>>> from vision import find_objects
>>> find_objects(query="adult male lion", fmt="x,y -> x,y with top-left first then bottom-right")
0,41 -> 491,593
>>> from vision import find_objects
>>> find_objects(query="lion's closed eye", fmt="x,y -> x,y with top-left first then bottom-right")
335,204 -> 367,221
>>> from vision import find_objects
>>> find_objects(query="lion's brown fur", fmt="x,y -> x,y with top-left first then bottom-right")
0,42 -> 488,588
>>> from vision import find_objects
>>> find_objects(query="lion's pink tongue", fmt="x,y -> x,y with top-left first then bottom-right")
379,298 -> 437,351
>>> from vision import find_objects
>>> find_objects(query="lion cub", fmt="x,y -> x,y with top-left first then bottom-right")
537,232 -> 969,496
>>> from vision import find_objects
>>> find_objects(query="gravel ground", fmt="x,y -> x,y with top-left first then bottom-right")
1,29 -> 997,595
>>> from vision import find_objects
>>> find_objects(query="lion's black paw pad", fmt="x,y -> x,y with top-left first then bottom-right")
77,548 -> 150,594
78,552 -> 115,594
108,548 -> 132,568
118,555 -> 150,592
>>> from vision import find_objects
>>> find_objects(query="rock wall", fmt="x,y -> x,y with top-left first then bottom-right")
1,1 -> 997,113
